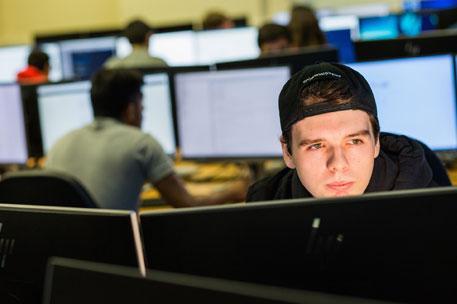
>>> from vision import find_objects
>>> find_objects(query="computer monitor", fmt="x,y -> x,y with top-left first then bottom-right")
324,29 -> 356,63
0,204 -> 144,304
319,15 -> 360,39
174,66 -> 290,159
196,27 -> 260,65
43,257 -> 400,304
58,36 -> 116,79
359,15 -> 400,40
216,46 -> 338,75
0,44 -> 30,83
116,30 -> 198,67
348,54 -> 457,150
354,28 -> 457,61
37,81 -> 93,154
0,84 -> 28,164
140,187 -> 457,303
142,73 -> 176,155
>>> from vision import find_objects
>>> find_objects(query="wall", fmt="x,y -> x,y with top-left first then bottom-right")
0,0 -> 402,45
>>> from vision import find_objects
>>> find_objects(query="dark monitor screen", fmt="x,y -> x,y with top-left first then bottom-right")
0,44 -> 30,83
174,66 -> 290,159
348,54 -> 457,150
0,84 -> 29,164
140,187 -> 457,303
354,28 -> 457,61
216,46 -> 339,75
0,204 -> 144,304
43,257 -> 400,304
324,29 -> 356,63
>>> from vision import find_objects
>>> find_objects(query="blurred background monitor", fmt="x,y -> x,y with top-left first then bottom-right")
37,81 -> 93,154
0,84 -> 29,164
195,27 -> 260,65
0,44 -> 30,83
359,15 -> 400,40
324,29 -> 356,63
354,29 -> 457,60
348,54 -> 457,151
141,73 -> 176,155
174,66 -> 290,160
0,204 -> 144,304
319,15 -> 360,39
216,46 -> 338,74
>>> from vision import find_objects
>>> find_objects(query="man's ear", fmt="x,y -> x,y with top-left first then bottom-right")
374,134 -> 380,158
121,103 -> 136,124
280,136 -> 296,169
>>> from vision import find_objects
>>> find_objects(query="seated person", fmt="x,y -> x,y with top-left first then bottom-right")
17,48 -> 50,84
257,23 -> 291,56
105,19 -> 167,69
202,11 -> 235,30
288,5 -> 326,48
247,62 -> 451,201
45,69 -> 246,210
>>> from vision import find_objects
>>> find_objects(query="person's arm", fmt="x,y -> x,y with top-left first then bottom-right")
154,173 -> 248,208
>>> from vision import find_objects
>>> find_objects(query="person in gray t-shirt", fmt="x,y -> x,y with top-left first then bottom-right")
46,69 -> 245,210
104,19 -> 167,70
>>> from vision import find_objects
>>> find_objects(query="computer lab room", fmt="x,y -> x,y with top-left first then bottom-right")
0,0 -> 457,303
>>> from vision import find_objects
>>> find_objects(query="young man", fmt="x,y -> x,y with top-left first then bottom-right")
45,69 -> 246,210
247,62 -> 450,201
17,48 -> 50,84
104,19 -> 167,69
257,23 -> 291,56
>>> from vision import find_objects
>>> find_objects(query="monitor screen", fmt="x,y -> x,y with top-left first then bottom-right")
0,45 -> 30,83
174,66 -> 290,159
348,55 -> 457,150
0,204 -> 144,304
319,15 -> 360,39
324,29 -> 356,63
0,84 -> 28,164
59,37 -> 116,79
142,73 -> 176,155
359,15 -> 400,40
116,31 -> 198,66
196,27 -> 260,65
37,81 -> 93,154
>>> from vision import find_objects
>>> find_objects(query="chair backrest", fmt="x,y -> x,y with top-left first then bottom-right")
0,169 -> 98,208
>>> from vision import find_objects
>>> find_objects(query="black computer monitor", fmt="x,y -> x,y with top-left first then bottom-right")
348,54 -> 457,151
36,30 -> 121,80
43,257 -> 399,304
0,204 -> 144,304
140,187 -> 457,303
173,66 -> 290,160
216,46 -> 338,74
354,28 -> 457,61
0,84 -> 29,164
0,44 -> 30,83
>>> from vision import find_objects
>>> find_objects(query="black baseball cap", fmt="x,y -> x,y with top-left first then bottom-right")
279,62 -> 378,133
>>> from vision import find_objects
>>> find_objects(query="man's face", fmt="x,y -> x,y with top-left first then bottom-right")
282,109 -> 380,197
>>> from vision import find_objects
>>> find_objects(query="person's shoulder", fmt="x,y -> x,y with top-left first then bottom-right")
104,56 -> 123,69
246,167 -> 294,202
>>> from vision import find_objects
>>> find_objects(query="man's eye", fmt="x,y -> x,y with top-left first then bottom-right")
307,143 -> 322,150
350,138 -> 363,145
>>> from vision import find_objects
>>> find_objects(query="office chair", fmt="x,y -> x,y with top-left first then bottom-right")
0,169 -> 98,208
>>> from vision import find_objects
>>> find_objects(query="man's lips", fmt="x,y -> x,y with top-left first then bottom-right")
326,181 -> 355,191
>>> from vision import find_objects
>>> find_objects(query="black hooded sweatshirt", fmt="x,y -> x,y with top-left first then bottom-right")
247,133 -> 451,202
